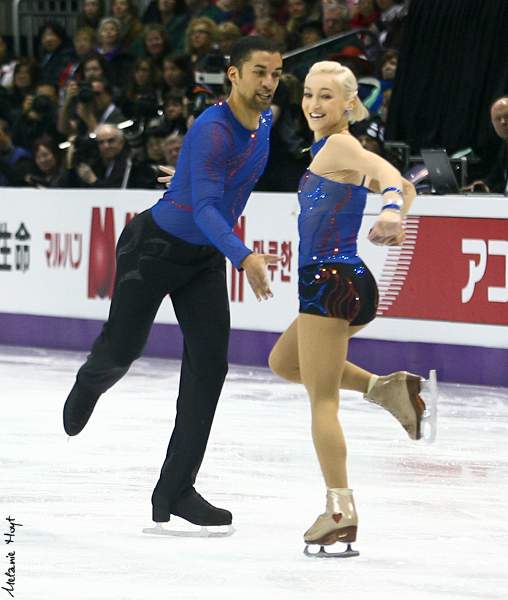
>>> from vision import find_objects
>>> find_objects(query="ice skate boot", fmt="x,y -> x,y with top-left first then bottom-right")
63,382 -> 100,436
143,490 -> 235,538
304,489 -> 359,558
365,371 -> 426,440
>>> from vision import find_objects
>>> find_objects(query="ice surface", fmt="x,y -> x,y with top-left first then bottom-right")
1,345 -> 507,600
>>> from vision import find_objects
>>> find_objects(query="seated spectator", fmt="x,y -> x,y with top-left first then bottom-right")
380,50 -> 397,91
58,76 -> 126,137
299,20 -> 325,47
249,16 -> 277,37
77,0 -> 106,30
11,83 -> 64,151
7,58 -> 42,114
24,135 -> 66,187
350,0 -> 380,29
140,0 -> 188,54
184,0 -> 224,23
94,17 -> 134,89
162,131 -> 184,167
70,123 -> 130,187
323,2 -> 351,37
255,77 -> 308,192
291,3 -> 352,80
216,22 -> 242,58
244,0 -> 276,34
128,125 -> 167,188
215,0 -> 255,31
161,53 -> 194,96
38,21 -> 76,88
0,35 -> 17,89
184,17 -> 217,69
0,118 -> 31,186
152,90 -> 187,135
58,27 -> 97,91
122,58 -> 163,120
285,0 -> 320,49
463,97 -> 508,194
111,0 -> 144,49
350,114 -> 385,157
79,51 -> 113,81
280,71 -> 312,146
131,24 -> 172,69
369,0 -> 408,50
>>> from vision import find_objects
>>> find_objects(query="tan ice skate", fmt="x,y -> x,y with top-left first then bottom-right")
365,371 -> 427,440
304,489 -> 359,558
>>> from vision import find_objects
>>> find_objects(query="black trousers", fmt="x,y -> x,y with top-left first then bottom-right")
75,209 -> 230,509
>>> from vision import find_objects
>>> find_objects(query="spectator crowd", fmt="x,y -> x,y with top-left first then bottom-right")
0,0 -> 410,190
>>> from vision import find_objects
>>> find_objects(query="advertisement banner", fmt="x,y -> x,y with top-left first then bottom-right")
1,189 -> 508,349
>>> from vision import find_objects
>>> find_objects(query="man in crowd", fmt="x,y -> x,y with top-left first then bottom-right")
464,97 -> 508,194
58,77 -> 126,137
72,123 -> 130,187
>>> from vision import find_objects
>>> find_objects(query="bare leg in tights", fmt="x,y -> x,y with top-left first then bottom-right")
269,314 -> 368,488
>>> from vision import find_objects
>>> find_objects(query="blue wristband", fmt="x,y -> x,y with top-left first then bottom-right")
382,187 -> 403,196
381,203 -> 402,212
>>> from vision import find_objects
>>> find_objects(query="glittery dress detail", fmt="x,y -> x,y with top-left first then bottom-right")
297,138 -> 368,269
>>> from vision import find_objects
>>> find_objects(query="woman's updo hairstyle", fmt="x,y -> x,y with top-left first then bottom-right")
307,60 -> 370,124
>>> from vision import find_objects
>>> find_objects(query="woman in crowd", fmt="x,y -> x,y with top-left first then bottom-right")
141,0 -> 188,54
94,17 -> 134,89
77,0 -> 106,30
269,61 -> 426,557
133,24 -> 172,69
161,53 -> 194,96
215,22 -> 242,57
111,0 -> 143,49
38,21 -> 76,88
122,57 -> 163,119
285,0 -> 320,48
184,17 -> 217,69
8,58 -> 41,113
25,135 -> 66,187
58,27 -> 97,91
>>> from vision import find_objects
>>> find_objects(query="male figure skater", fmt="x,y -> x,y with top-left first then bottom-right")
63,36 -> 283,529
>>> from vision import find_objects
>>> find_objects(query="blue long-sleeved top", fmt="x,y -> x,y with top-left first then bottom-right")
151,101 -> 273,270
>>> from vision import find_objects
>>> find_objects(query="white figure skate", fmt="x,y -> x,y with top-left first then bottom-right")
365,369 -> 438,443
304,489 -> 359,558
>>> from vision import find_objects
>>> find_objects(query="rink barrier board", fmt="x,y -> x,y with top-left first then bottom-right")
1,312 -> 508,386
1,189 -> 508,386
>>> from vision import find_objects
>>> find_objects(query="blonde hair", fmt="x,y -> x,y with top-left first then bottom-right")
307,61 -> 369,123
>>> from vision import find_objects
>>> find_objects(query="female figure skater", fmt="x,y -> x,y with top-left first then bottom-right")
269,61 -> 425,556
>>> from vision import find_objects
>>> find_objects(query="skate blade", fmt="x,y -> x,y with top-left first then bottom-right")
420,369 -> 438,444
142,523 -> 236,538
304,543 -> 359,559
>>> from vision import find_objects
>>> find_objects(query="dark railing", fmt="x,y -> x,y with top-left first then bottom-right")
282,28 -> 382,79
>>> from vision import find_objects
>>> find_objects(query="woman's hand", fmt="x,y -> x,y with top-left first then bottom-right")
157,165 -> 175,187
368,209 -> 405,246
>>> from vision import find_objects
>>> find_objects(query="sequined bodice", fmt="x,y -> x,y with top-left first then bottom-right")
298,169 -> 368,268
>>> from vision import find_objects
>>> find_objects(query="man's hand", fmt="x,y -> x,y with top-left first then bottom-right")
157,165 -> 175,187
240,252 -> 283,301
368,209 -> 405,246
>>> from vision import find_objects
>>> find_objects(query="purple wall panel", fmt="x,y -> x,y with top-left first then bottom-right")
1,313 -> 507,387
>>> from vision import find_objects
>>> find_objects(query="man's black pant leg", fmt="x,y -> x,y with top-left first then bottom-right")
154,254 -> 230,508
